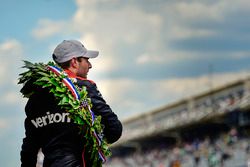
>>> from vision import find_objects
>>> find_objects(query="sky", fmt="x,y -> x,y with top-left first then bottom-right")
1,0 -> 250,166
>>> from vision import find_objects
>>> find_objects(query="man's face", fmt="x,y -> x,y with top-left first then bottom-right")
76,57 -> 92,78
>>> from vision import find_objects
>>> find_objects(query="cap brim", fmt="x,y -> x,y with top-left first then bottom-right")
84,50 -> 99,58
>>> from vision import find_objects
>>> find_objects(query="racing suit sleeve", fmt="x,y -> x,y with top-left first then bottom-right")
21,119 -> 40,166
20,93 -> 42,167
78,80 -> 123,144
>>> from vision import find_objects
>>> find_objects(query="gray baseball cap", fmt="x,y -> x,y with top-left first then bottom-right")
52,40 -> 99,63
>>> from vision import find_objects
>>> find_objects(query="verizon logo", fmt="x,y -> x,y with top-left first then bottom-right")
31,112 -> 71,128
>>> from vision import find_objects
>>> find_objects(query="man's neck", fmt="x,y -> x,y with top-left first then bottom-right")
64,68 -> 86,80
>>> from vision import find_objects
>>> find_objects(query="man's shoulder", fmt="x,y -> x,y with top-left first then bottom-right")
76,78 -> 96,87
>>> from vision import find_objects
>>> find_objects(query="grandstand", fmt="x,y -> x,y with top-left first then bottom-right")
105,77 -> 250,167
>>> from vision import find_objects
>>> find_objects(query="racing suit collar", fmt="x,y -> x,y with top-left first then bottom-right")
64,69 -> 86,80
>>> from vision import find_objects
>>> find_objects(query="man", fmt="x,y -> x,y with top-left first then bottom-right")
20,40 -> 123,167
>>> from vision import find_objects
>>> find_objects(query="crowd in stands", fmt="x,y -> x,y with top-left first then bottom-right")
104,127 -> 250,167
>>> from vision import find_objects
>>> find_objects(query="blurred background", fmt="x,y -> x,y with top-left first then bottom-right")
0,0 -> 250,166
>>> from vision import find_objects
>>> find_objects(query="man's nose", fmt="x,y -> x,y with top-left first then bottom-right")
88,62 -> 92,69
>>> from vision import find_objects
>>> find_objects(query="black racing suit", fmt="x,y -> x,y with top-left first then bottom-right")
20,78 -> 123,167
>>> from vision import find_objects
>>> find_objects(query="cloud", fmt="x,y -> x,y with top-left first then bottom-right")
2,91 -> 21,105
172,1 -> 223,21
0,39 -> 22,56
155,70 -> 250,99
0,53 -> 26,167
32,0 -> 164,62
164,0 -> 250,52
136,53 -> 166,65
230,51 -> 250,59
31,0 -> 250,63
80,34 -> 118,74
0,118 -> 8,130
72,2 -> 168,69
0,39 -> 23,85
0,39 -> 25,108
31,19 -> 67,39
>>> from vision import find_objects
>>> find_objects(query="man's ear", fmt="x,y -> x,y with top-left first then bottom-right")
70,58 -> 78,68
